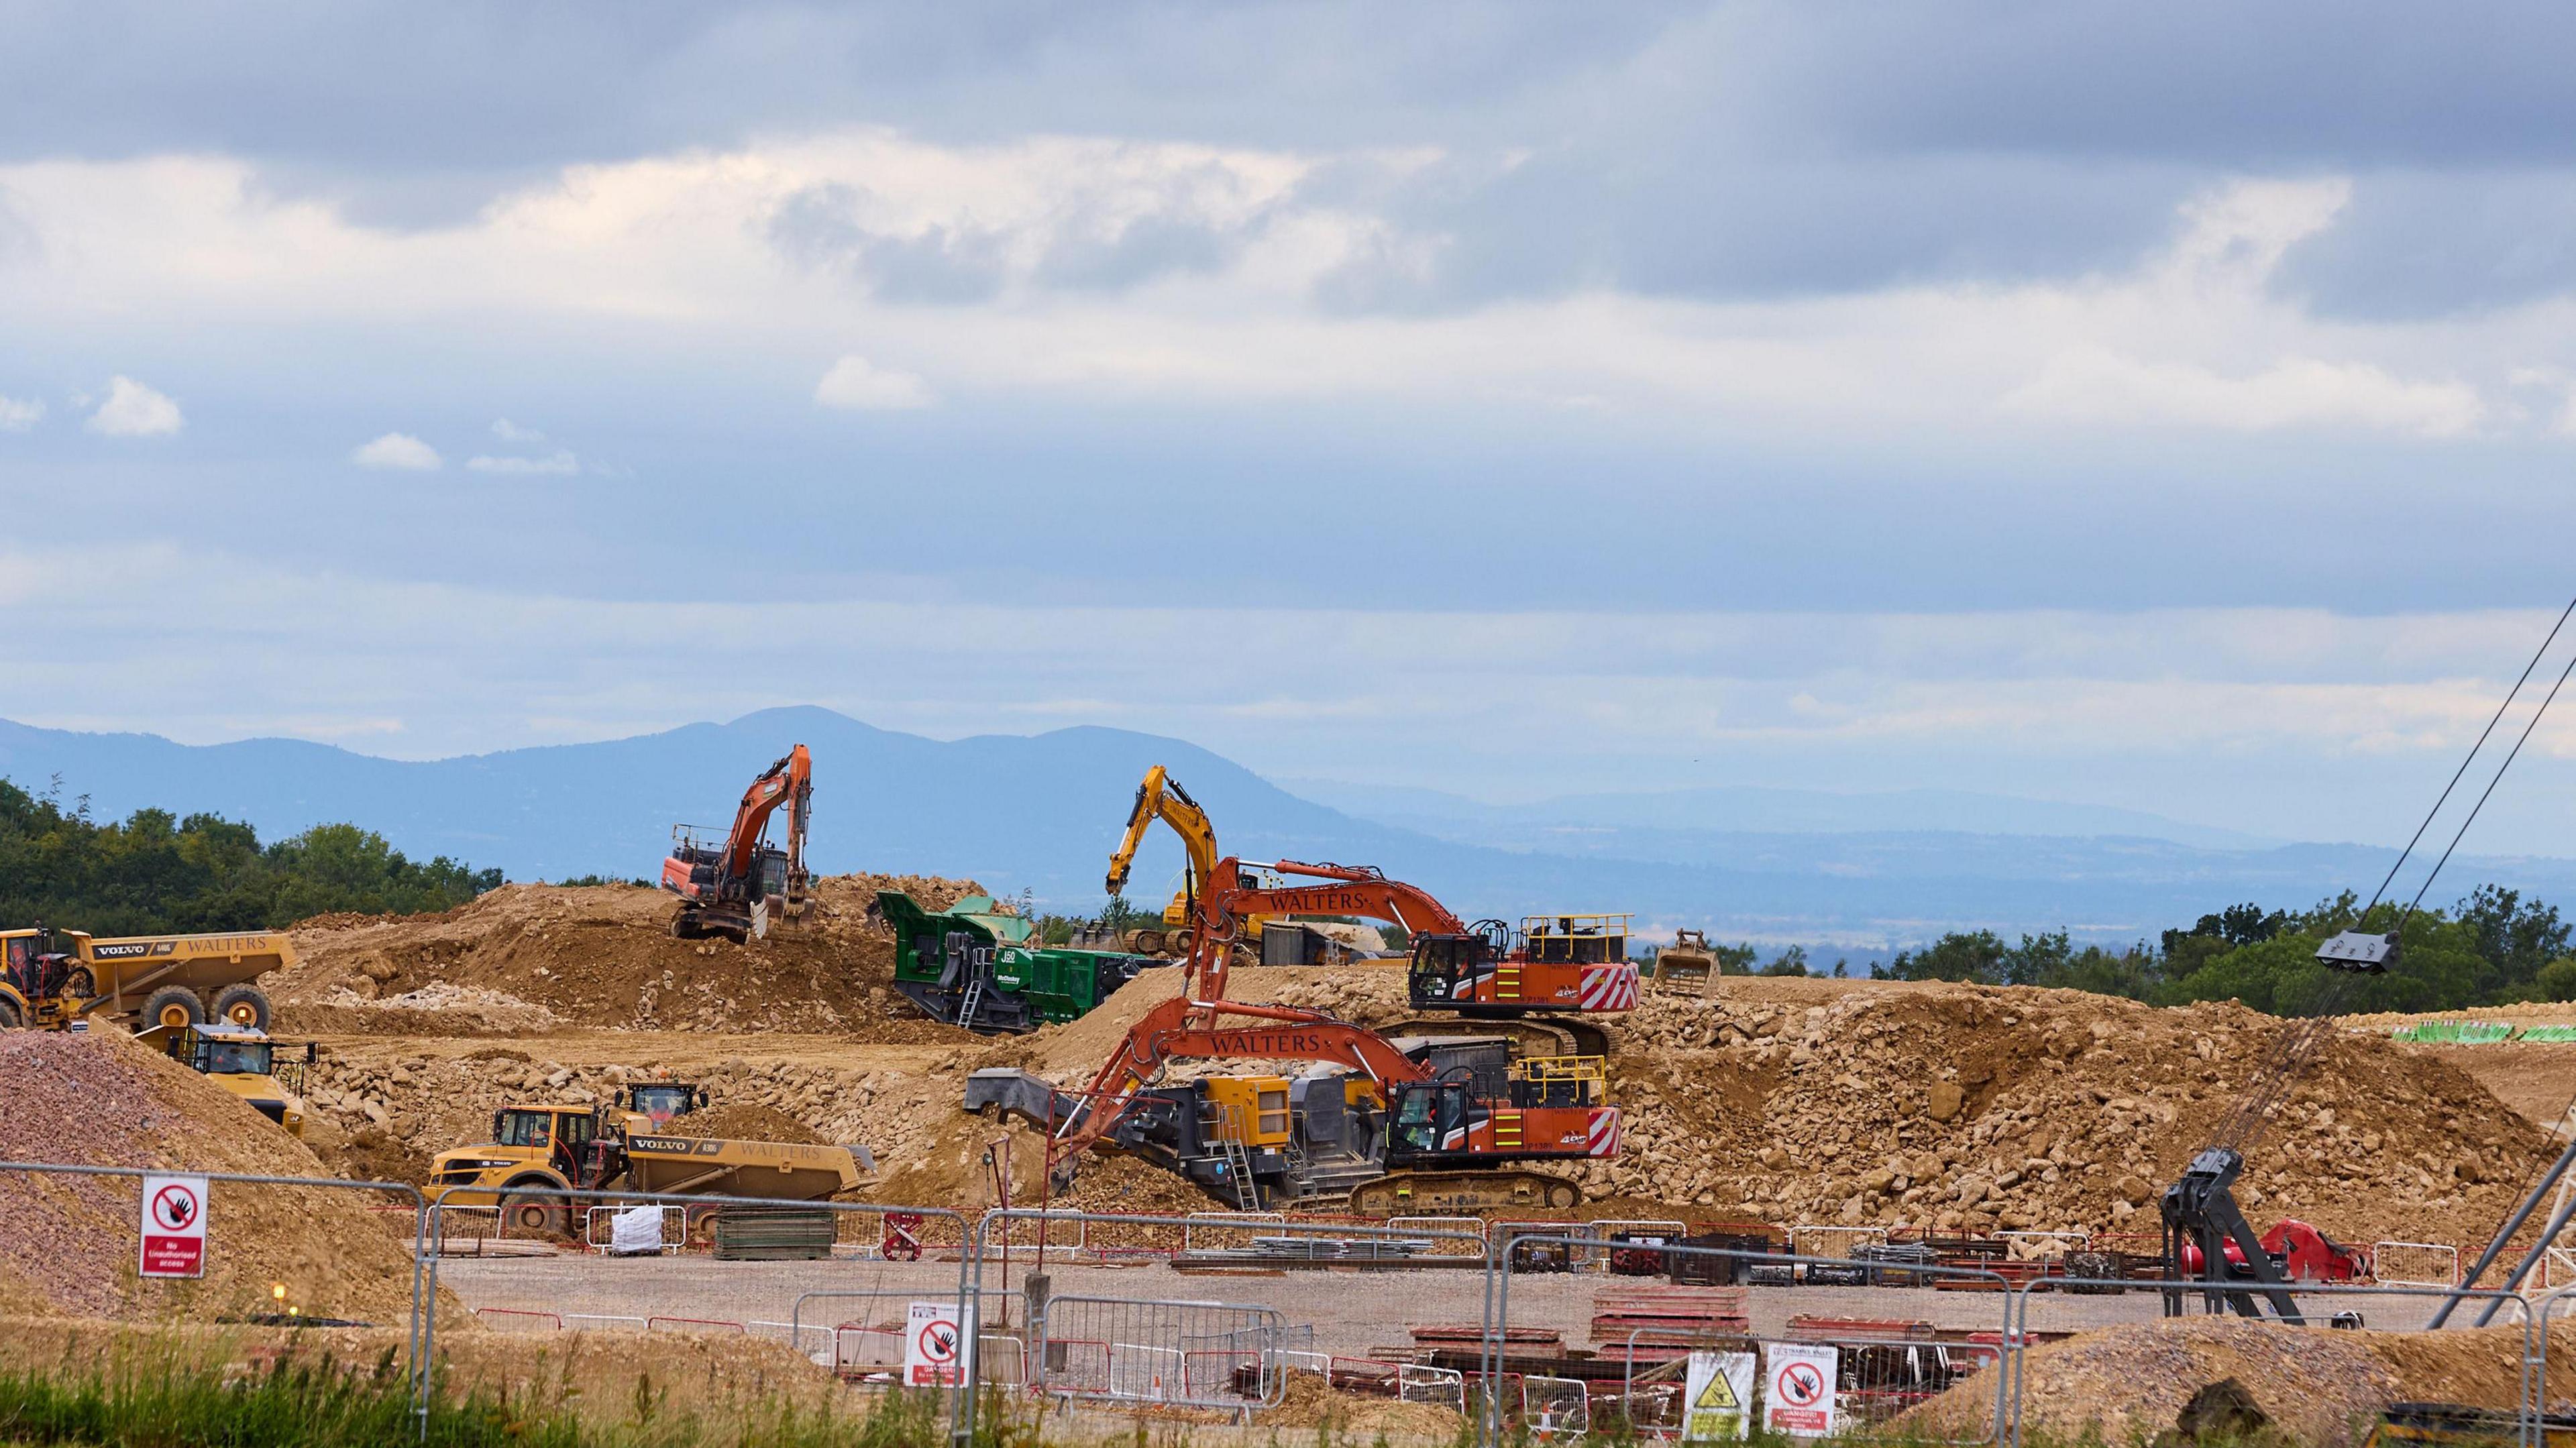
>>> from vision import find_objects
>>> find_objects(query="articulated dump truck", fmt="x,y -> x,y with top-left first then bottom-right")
0,926 -> 294,1034
428,1082 -> 875,1239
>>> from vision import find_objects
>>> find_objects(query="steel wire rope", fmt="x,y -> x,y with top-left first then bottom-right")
2209,593 -> 2576,1157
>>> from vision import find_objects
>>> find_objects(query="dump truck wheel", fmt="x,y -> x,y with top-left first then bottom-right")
142,985 -> 204,1033
0,996 -> 21,1029
212,984 -> 272,1030
500,1192 -> 569,1240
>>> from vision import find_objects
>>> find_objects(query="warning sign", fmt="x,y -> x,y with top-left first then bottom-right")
1682,1351 -> 1756,1441
139,1173 -> 207,1279
904,1300 -> 976,1387
1762,1342 -> 1839,1437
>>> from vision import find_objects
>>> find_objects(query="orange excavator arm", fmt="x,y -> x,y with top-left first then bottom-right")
1050,995 -> 1432,1165
1176,856 -> 1473,1008
720,745 -> 811,883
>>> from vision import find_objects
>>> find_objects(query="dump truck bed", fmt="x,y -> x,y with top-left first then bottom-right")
83,932 -> 296,1017
621,1134 -> 868,1201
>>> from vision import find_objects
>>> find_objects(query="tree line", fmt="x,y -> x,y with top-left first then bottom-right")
0,776 -> 502,935
1695,885 -> 2576,1015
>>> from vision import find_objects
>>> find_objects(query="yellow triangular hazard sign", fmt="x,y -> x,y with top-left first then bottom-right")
1695,1370 -> 1739,1410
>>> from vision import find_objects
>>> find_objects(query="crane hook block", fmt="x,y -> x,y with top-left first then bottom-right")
2314,930 -> 2398,973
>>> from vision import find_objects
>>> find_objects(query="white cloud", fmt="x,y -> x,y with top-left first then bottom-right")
816,353 -> 935,410
349,431 -> 441,470
466,449 -> 580,475
490,418 -> 544,443
83,375 -> 182,436
0,395 -> 42,431
2000,350 -> 2486,437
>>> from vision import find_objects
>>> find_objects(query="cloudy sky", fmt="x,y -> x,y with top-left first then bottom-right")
9,1 -> 2576,850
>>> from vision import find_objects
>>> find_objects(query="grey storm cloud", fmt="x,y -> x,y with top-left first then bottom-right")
2273,171 -> 2576,321
16,1 -> 2576,314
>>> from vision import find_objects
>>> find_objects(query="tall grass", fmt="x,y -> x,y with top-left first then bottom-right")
0,1347 -> 977,1448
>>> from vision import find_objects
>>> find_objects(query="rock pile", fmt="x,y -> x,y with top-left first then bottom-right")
1259,967 -> 2554,1243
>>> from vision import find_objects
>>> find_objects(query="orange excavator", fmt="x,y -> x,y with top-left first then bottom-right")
660,745 -> 813,942
1168,854 -> 1637,1056
965,848 -> 1629,1209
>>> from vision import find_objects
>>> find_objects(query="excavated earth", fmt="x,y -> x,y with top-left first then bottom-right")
236,881 -> 2563,1249
0,1029 -> 443,1325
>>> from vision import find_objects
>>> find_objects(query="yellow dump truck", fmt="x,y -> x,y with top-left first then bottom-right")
165,1023 -> 315,1137
0,925 -> 296,1033
428,1083 -> 873,1237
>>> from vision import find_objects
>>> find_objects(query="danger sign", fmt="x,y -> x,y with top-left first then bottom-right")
139,1173 -> 208,1279
1681,1351 -> 1756,1441
1762,1342 -> 1839,1437
904,1300 -> 976,1387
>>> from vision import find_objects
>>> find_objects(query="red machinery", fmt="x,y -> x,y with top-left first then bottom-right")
1173,855 -> 1639,1048
2176,1219 -> 2370,1283
660,745 -> 813,942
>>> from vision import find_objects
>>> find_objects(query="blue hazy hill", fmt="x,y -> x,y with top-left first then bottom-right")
8,708 -> 2575,955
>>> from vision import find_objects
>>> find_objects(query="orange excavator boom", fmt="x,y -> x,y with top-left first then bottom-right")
660,744 -> 812,941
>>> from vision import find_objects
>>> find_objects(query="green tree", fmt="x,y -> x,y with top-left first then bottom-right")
0,777 -> 497,933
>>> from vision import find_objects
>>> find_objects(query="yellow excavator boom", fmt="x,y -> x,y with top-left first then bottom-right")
1104,765 -> 1221,902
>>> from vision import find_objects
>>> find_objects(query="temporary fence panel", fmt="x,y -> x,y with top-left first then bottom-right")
1494,1230 -> 2012,1448
560,1313 -> 649,1331
1183,1211 -> 1289,1253
978,1334 -> 1028,1387
1521,1374 -> 1590,1436
1401,1363 -> 1467,1412
2375,1241 -> 2462,1288
989,1209 -> 1086,1252
474,1307 -> 563,1331
1390,1215 -> 1488,1256
1035,1294 -> 1286,1410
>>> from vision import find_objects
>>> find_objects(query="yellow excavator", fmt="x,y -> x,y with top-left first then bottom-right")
1104,766 -> 1281,958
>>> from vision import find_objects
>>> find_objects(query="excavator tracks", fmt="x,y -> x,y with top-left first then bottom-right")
1346,1169 -> 1582,1215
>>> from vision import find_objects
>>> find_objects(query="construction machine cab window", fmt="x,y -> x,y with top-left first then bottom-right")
628,1084 -> 700,1127
1525,914 -> 1629,964
199,1038 -> 273,1075
496,1109 -> 569,1149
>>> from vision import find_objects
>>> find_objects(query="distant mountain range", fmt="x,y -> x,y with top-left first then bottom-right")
6,708 -> 2573,958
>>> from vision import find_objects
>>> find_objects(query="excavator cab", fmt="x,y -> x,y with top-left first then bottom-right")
1406,932 -> 1493,1005
1387,1078 -> 1495,1164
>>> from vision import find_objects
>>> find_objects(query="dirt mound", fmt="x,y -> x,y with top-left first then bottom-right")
272,873 -> 988,1037
1259,1370 -> 1464,1435
1254,971 -> 2558,1241
1909,1316 -> 2548,1447
663,1101 -> 826,1146
0,1031 -> 433,1325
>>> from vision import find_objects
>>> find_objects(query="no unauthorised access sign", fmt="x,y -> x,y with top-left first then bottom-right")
140,1173 -> 207,1279
1762,1342 -> 1839,1438
904,1300 -> 977,1387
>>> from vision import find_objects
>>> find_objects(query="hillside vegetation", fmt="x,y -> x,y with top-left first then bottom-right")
0,777 -> 498,935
